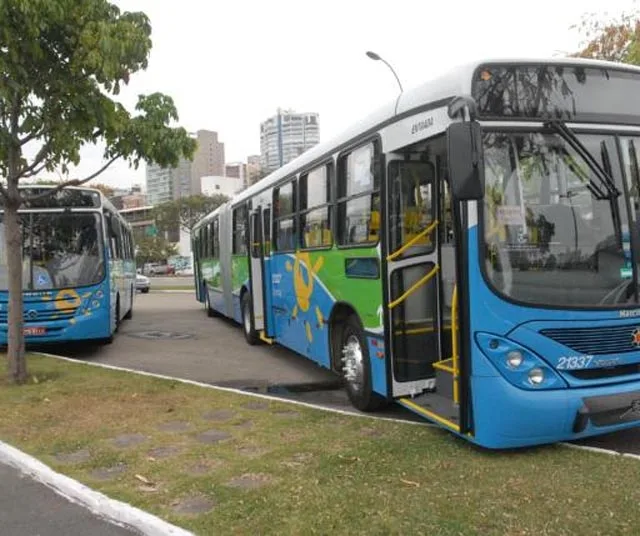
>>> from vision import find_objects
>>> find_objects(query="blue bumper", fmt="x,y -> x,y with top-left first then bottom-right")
471,374 -> 640,448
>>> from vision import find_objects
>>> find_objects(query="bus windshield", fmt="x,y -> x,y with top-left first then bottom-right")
482,131 -> 632,308
0,212 -> 105,290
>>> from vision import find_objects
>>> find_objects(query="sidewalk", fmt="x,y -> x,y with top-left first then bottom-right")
0,461 -> 136,536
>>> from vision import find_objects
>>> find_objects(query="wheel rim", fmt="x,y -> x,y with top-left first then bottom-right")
243,300 -> 251,334
342,334 -> 364,393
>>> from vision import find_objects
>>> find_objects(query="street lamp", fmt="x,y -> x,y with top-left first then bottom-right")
366,51 -> 404,94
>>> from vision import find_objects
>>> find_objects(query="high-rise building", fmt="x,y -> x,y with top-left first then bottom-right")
260,109 -> 320,174
246,155 -> 262,186
145,129 -> 225,206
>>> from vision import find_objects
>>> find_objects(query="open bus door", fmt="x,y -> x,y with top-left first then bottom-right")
384,154 -> 464,433
248,207 -> 273,343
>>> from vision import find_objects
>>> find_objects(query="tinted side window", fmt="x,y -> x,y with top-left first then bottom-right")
274,180 -> 297,251
300,164 -> 332,248
337,142 -> 380,245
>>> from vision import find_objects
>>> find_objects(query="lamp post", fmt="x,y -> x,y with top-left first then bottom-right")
366,51 -> 403,94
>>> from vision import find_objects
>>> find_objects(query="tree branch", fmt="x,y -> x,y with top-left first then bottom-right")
19,127 -> 44,147
24,155 -> 122,202
21,162 -> 48,178
16,140 -> 52,179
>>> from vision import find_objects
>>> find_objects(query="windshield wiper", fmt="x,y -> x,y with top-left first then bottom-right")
545,120 -> 620,200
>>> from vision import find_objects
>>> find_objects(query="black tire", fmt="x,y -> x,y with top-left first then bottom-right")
340,315 -> 385,412
141,288 -> 150,294
241,292 -> 259,345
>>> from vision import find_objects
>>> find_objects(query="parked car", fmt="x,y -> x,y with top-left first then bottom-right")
144,262 -> 174,276
136,273 -> 151,293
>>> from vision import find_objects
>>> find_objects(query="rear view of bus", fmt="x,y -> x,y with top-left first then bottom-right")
451,60 -> 640,447
0,187 -> 135,346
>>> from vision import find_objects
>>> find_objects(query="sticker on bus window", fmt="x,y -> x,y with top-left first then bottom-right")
496,206 -> 524,226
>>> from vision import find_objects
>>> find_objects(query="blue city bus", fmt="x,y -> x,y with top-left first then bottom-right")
193,58 -> 640,448
0,186 -> 135,345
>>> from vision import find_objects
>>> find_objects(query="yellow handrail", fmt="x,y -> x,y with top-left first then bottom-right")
451,284 -> 459,404
388,265 -> 439,310
386,220 -> 439,262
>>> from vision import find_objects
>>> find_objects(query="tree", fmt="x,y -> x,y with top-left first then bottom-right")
0,0 -> 197,384
154,194 -> 229,235
573,6 -> 640,64
135,235 -> 178,267
88,182 -> 115,197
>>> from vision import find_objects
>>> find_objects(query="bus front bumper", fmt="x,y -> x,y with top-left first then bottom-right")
0,307 -> 110,345
471,374 -> 640,449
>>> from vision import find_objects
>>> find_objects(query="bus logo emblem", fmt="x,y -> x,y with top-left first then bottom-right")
632,328 -> 640,347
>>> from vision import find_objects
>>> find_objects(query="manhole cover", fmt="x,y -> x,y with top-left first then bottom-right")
127,331 -> 194,340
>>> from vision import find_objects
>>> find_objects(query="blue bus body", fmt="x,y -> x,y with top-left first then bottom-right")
193,58 -> 640,448
0,187 -> 135,346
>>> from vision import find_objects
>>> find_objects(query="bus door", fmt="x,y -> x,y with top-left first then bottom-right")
385,158 -> 461,429
249,208 -> 267,336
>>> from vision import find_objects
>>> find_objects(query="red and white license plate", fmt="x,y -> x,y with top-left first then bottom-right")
23,326 -> 46,336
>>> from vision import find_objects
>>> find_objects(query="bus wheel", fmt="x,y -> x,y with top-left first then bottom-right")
241,292 -> 258,346
341,316 -> 384,412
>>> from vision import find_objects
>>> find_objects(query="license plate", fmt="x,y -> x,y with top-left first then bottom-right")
24,327 -> 46,336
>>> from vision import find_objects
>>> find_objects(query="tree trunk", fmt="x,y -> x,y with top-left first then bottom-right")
5,197 -> 27,384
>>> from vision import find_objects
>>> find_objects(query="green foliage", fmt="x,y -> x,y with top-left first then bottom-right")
134,234 -> 178,266
573,6 -> 640,64
154,194 -> 229,233
0,0 -> 197,200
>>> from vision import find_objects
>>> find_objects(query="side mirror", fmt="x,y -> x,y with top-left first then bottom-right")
447,121 -> 485,201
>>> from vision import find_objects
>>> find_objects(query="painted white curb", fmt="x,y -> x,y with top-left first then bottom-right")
36,351 -> 434,427
0,439 -> 193,536
560,441 -> 640,461
150,290 -> 193,294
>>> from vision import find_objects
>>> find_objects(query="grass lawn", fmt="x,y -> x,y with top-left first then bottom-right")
1,354 -> 640,535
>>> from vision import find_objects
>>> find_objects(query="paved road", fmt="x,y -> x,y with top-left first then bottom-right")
0,462 -> 136,536
148,276 -> 194,289
59,292 -> 640,453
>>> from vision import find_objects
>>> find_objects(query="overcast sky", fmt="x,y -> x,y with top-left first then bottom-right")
47,0 -> 638,190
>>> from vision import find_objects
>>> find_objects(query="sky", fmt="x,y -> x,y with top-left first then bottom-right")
41,0 -> 638,190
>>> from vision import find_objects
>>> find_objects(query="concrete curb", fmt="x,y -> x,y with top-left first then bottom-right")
0,439 -> 193,536
149,289 -> 193,294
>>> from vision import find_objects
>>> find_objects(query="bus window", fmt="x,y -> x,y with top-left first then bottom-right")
213,218 -> 219,259
274,180 -> 297,251
388,161 -> 436,257
337,142 -> 380,245
300,164 -> 332,248
232,205 -> 248,255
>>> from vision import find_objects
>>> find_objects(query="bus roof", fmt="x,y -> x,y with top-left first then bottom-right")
194,56 -> 640,230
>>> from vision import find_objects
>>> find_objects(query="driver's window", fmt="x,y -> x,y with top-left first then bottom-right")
388,160 -> 435,257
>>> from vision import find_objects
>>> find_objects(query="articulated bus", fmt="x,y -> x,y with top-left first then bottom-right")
0,186 -> 136,346
193,58 -> 640,448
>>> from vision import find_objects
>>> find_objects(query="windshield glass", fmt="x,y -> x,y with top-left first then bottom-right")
0,212 -> 105,290
482,131 -> 630,307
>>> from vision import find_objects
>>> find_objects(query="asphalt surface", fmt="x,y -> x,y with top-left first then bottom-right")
56,291 -> 640,453
0,462 -> 136,536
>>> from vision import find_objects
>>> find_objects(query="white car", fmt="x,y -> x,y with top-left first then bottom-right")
135,273 -> 150,293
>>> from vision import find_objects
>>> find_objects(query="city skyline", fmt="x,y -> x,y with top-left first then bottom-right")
32,0 -> 637,190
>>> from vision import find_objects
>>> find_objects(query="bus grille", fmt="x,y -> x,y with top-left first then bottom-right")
0,308 -> 77,323
540,325 -> 640,356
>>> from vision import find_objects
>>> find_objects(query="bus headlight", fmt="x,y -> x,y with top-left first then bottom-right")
528,368 -> 545,386
476,333 -> 566,390
506,350 -> 523,369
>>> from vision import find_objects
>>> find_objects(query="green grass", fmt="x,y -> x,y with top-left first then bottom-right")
1,354 -> 640,535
